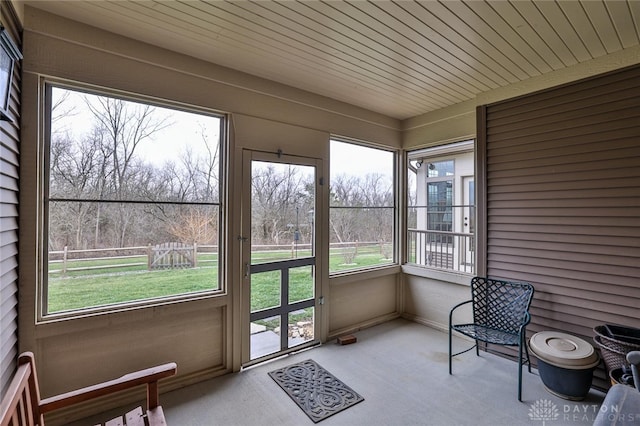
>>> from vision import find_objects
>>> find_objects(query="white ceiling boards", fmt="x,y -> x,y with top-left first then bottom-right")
22,0 -> 640,120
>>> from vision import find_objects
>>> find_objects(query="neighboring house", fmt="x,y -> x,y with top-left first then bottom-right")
408,140 -> 475,274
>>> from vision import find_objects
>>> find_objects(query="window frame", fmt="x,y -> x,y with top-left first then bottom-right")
405,140 -> 475,276
38,79 -> 228,321
328,138 -> 399,276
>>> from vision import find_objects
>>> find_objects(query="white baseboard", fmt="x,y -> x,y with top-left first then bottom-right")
327,312 -> 401,340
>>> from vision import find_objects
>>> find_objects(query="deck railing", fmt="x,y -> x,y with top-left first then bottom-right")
407,229 -> 475,274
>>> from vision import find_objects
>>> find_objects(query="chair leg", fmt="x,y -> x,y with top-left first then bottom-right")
518,336 -> 524,402
475,340 -> 479,356
448,327 -> 453,375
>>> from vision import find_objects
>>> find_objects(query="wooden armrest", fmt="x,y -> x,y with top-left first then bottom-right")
39,362 -> 177,414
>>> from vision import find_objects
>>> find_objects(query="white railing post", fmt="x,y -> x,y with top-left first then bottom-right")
407,229 -> 475,274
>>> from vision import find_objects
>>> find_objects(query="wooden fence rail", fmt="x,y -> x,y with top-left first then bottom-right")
49,244 -> 218,274
48,241 -> 390,275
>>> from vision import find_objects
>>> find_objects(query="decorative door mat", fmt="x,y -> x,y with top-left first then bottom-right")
268,359 -> 364,423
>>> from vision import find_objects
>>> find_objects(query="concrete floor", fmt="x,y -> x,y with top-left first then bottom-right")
74,319 -> 607,425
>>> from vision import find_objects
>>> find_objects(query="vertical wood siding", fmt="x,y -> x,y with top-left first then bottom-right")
480,65 -> 640,390
0,2 -> 21,396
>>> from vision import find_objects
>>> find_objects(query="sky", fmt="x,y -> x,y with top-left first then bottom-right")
51,86 -> 221,168
330,139 -> 394,179
51,86 -> 393,179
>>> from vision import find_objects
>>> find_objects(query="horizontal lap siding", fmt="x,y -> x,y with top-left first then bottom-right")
482,65 -> 640,390
0,3 -> 21,396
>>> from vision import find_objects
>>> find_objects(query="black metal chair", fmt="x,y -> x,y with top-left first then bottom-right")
449,276 -> 534,401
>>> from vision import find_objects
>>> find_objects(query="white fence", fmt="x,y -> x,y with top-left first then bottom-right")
407,229 -> 475,274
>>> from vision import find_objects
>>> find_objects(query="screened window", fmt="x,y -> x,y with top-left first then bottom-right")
407,141 -> 474,274
44,84 -> 224,315
426,162 -> 454,234
329,139 -> 395,273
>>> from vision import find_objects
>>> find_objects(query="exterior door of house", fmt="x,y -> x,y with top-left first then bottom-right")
241,150 -> 320,366
461,176 -> 475,272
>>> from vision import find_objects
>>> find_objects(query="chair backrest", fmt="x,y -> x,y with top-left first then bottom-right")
0,353 -> 43,426
470,276 -> 534,334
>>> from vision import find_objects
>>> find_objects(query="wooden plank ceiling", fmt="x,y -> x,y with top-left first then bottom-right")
24,0 -> 640,120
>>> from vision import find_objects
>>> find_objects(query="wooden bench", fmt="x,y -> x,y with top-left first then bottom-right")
0,352 -> 176,426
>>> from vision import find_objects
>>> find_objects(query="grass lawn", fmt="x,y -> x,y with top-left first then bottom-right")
48,268 -> 216,312
47,245 -> 393,313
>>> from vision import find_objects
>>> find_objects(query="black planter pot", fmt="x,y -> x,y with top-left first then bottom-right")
529,331 -> 600,401
537,358 -> 598,400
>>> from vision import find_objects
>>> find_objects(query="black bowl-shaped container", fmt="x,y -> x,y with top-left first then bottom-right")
529,331 -> 600,401
537,358 -> 597,401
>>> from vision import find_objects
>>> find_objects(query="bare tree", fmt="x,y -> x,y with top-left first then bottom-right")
49,88 -> 227,253
51,89 -> 77,127
251,164 -> 313,245
329,173 -> 393,245
168,206 -> 218,244
358,173 -> 394,244
329,175 -> 361,244
195,122 -> 220,201
85,96 -> 169,247
49,130 -> 103,249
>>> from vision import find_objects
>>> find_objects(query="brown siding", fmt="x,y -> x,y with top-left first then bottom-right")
0,2 -> 21,395
479,65 -> 640,390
